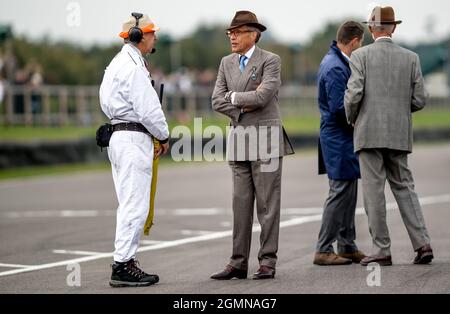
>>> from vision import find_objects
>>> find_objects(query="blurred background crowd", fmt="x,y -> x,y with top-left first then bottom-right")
0,0 -> 449,173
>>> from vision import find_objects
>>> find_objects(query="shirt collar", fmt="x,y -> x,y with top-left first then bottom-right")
375,36 -> 393,42
240,45 -> 256,60
331,41 -> 350,66
340,50 -> 351,62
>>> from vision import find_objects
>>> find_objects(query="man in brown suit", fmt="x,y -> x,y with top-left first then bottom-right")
344,6 -> 434,266
210,11 -> 294,280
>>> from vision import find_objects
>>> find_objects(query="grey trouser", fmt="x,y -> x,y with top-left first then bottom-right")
358,149 -> 430,256
228,158 -> 283,270
316,179 -> 358,254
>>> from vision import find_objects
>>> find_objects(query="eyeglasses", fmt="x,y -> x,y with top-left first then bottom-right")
226,30 -> 254,38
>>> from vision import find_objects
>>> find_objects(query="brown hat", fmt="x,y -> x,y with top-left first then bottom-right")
227,10 -> 266,32
363,6 -> 402,25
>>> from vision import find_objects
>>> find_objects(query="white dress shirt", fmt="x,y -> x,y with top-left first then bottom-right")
99,44 -> 169,141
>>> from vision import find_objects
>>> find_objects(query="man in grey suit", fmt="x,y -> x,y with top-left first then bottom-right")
345,6 -> 434,266
210,10 -> 294,280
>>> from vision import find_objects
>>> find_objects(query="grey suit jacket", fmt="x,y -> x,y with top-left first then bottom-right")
212,46 -> 294,161
344,38 -> 428,153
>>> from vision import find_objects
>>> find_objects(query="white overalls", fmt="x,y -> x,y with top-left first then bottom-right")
99,44 -> 169,262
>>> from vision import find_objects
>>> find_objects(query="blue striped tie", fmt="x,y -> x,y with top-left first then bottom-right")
239,55 -> 248,72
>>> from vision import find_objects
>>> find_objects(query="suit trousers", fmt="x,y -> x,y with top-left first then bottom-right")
108,131 -> 153,263
358,149 -> 430,256
316,179 -> 359,254
228,158 -> 283,270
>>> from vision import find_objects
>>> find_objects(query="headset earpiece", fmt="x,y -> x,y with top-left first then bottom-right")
128,12 -> 143,44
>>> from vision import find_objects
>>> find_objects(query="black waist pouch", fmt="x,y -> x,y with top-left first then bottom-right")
96,123 -> 113,150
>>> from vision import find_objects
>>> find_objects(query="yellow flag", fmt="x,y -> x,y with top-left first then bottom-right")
144,138 -> 160,236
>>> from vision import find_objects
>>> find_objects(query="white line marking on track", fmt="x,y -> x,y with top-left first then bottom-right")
1,210 -> 115,218
220,221 -> 232,227
180,230 -> 216,236
52,250 -> 105,256
1,208 -> 231,219
0,194 -> 449,278
283,207 -> 323,215
173,208 -> 225,216
140,240 -> 168,245
0,263 -> 33,268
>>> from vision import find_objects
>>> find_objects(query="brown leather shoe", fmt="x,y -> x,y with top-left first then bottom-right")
252,265 -> 275,280
414,244 -> 434,265
338,250 -> 366,263
360,255 -> 392,266
313,252 -> 352,265
210,265 -> 247,280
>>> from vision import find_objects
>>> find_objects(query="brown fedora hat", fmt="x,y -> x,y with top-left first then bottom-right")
363,6 -> 402,25
227,10 -> 267,32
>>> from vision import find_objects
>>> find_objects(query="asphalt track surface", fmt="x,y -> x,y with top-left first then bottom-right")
0,144 -> 449,294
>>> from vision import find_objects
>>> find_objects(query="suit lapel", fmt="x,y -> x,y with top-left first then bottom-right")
237,46 -> 263,91
225,54 -> 241,91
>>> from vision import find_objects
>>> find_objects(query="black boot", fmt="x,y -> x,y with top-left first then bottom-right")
109,259 -> 159,287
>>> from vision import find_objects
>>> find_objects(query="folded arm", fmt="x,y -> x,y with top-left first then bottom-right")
233,55 -> 281,110
211,58 -> 241,122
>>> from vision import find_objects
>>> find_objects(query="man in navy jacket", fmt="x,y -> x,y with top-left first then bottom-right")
314,21 -> 366,265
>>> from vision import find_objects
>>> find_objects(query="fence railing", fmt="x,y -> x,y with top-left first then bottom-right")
1,84 -> 449,126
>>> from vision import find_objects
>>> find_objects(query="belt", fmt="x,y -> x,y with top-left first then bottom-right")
112,122 -> 150,135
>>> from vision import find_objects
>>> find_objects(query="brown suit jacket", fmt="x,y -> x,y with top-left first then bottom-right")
212,46 -> 294,161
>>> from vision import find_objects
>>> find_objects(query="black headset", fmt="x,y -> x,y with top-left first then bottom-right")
128,12 -> 144,43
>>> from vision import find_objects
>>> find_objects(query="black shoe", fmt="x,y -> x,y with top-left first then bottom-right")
210,265 -> 247,280
414,244 -> 434,265
109,259 -> 159,287
252,265 -> 275,280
